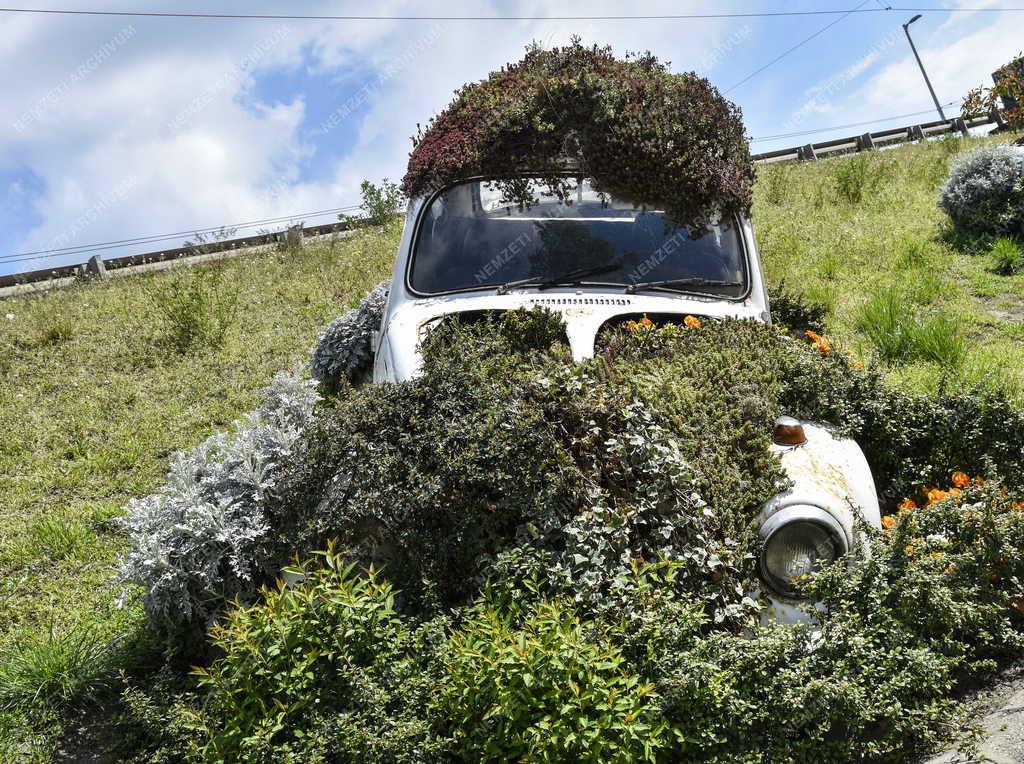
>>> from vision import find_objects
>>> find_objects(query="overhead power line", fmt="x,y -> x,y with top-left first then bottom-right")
751,101 -> 959,142
1,5 -> 1023,21
725,0 -> 872,93
3,204 -> 361,266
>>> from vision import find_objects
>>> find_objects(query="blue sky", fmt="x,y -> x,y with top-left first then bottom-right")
1,1 -> 1021,277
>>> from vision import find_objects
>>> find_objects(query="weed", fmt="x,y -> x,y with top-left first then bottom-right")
990,236 -> 1023,275
0,621 -> 113,711
833,154 -> 878,204
856,286 -> 915,362
146,264 -> 239,352
355,178 -> 404,226
855,285 -> 965,368
761,164 -> 791,205
27,517 -> 95,562
36,321 -> 74,347
276,223 -> 304,255
912,314 -> 967,368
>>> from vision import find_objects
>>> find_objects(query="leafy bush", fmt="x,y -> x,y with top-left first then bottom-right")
357,179 -> 404,226
310,280 -> 389,387
833,153 -> 881,204
403,39 -> 753,231
991,235 -> 1023,274
146,264 -> 239,352
768,280 -> 828,333
938,144 -> 1024,237
185,546 -> 450,763
288,310 -> 582,609
439,597 -> 668,763
122,304 -> 1024,762
117,371 -> 319,628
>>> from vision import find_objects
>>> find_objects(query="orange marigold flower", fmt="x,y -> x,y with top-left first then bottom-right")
639,313 -> 653,329
943,564 -> 957,575
1012,501 -> 1024,511
905,544 -> 916,556
881,515 -> 896,529
852,360 -> 864,371
926,488 -> 950,506
683,315 -> 701,330
897,498 -> 917,512
951,471 -> 970,488
806,330 -> 822,343
973,476 -> 985,487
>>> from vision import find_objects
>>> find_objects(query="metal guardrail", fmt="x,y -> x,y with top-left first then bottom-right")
752,110 -> 1006,164
0,219 -> 352,291
1,108 -> 1011,292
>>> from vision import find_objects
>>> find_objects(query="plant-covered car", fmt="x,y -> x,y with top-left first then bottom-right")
370,174 -> 881,622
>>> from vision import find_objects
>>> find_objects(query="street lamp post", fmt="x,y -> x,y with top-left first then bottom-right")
903,14 -> 947,121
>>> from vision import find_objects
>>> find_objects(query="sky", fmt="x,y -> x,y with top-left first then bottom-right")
1,0 -> 1022,277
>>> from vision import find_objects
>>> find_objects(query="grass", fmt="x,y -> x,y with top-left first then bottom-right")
753,134 -> 1024,394
0,224 -> 398,760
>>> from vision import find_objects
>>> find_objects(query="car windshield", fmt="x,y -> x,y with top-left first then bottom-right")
409,177 -> 747,297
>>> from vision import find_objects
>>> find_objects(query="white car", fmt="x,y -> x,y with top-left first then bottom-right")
371,175 -> 880,621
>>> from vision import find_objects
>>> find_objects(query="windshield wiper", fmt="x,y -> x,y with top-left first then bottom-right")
624,277 -> 741,294
496,263 -> 622,294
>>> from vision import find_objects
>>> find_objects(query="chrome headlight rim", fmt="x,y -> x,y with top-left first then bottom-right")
758,505 -> 848,600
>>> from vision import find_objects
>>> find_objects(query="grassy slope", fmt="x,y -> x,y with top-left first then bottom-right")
1,134 -> 1023,760
0,226 -> 398,760
754,134 -> 1024,394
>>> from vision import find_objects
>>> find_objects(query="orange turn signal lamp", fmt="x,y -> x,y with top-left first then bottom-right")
772,416 -> 806,447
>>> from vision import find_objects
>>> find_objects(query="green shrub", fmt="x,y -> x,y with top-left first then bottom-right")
439,597 -> 667,763
146,264 -> 239,352
768,280 -> 827,333
187,546 -> 450,763
991,235 -> 1023,274
833,154 -> 883,204
357,179 -> 404,226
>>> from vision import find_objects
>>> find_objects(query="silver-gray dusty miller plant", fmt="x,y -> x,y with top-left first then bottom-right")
118,371 -> 320,627
311,280 -> 390,386
938,144 -> 1024,236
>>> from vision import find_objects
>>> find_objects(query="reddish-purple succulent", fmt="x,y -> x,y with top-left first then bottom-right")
402,40 -> 754,230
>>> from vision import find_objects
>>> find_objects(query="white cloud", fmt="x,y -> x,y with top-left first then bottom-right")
0,1 -> 774,274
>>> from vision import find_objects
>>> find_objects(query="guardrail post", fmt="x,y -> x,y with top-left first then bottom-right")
951,117 -> 969,137
857,132 -> 875,151
797,143 -> 817,161
909,124 -> 925,142
990,108 -> 1007,130
85,254 -> 108,279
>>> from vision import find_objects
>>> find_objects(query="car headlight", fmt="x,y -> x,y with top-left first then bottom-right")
759,505 -> 848,599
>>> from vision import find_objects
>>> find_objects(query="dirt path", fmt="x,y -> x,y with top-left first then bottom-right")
924,663 -> 1024,764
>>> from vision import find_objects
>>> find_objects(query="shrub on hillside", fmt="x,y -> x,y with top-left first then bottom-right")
310,280 -> 389,387
146,263 -> 239,352
183,546 -> 451,763
117,371 -> 319,628
938,144 -> 1024,237
356,179 -> 404,226
120,306 -> 1024,761
439,597 -> 668,763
